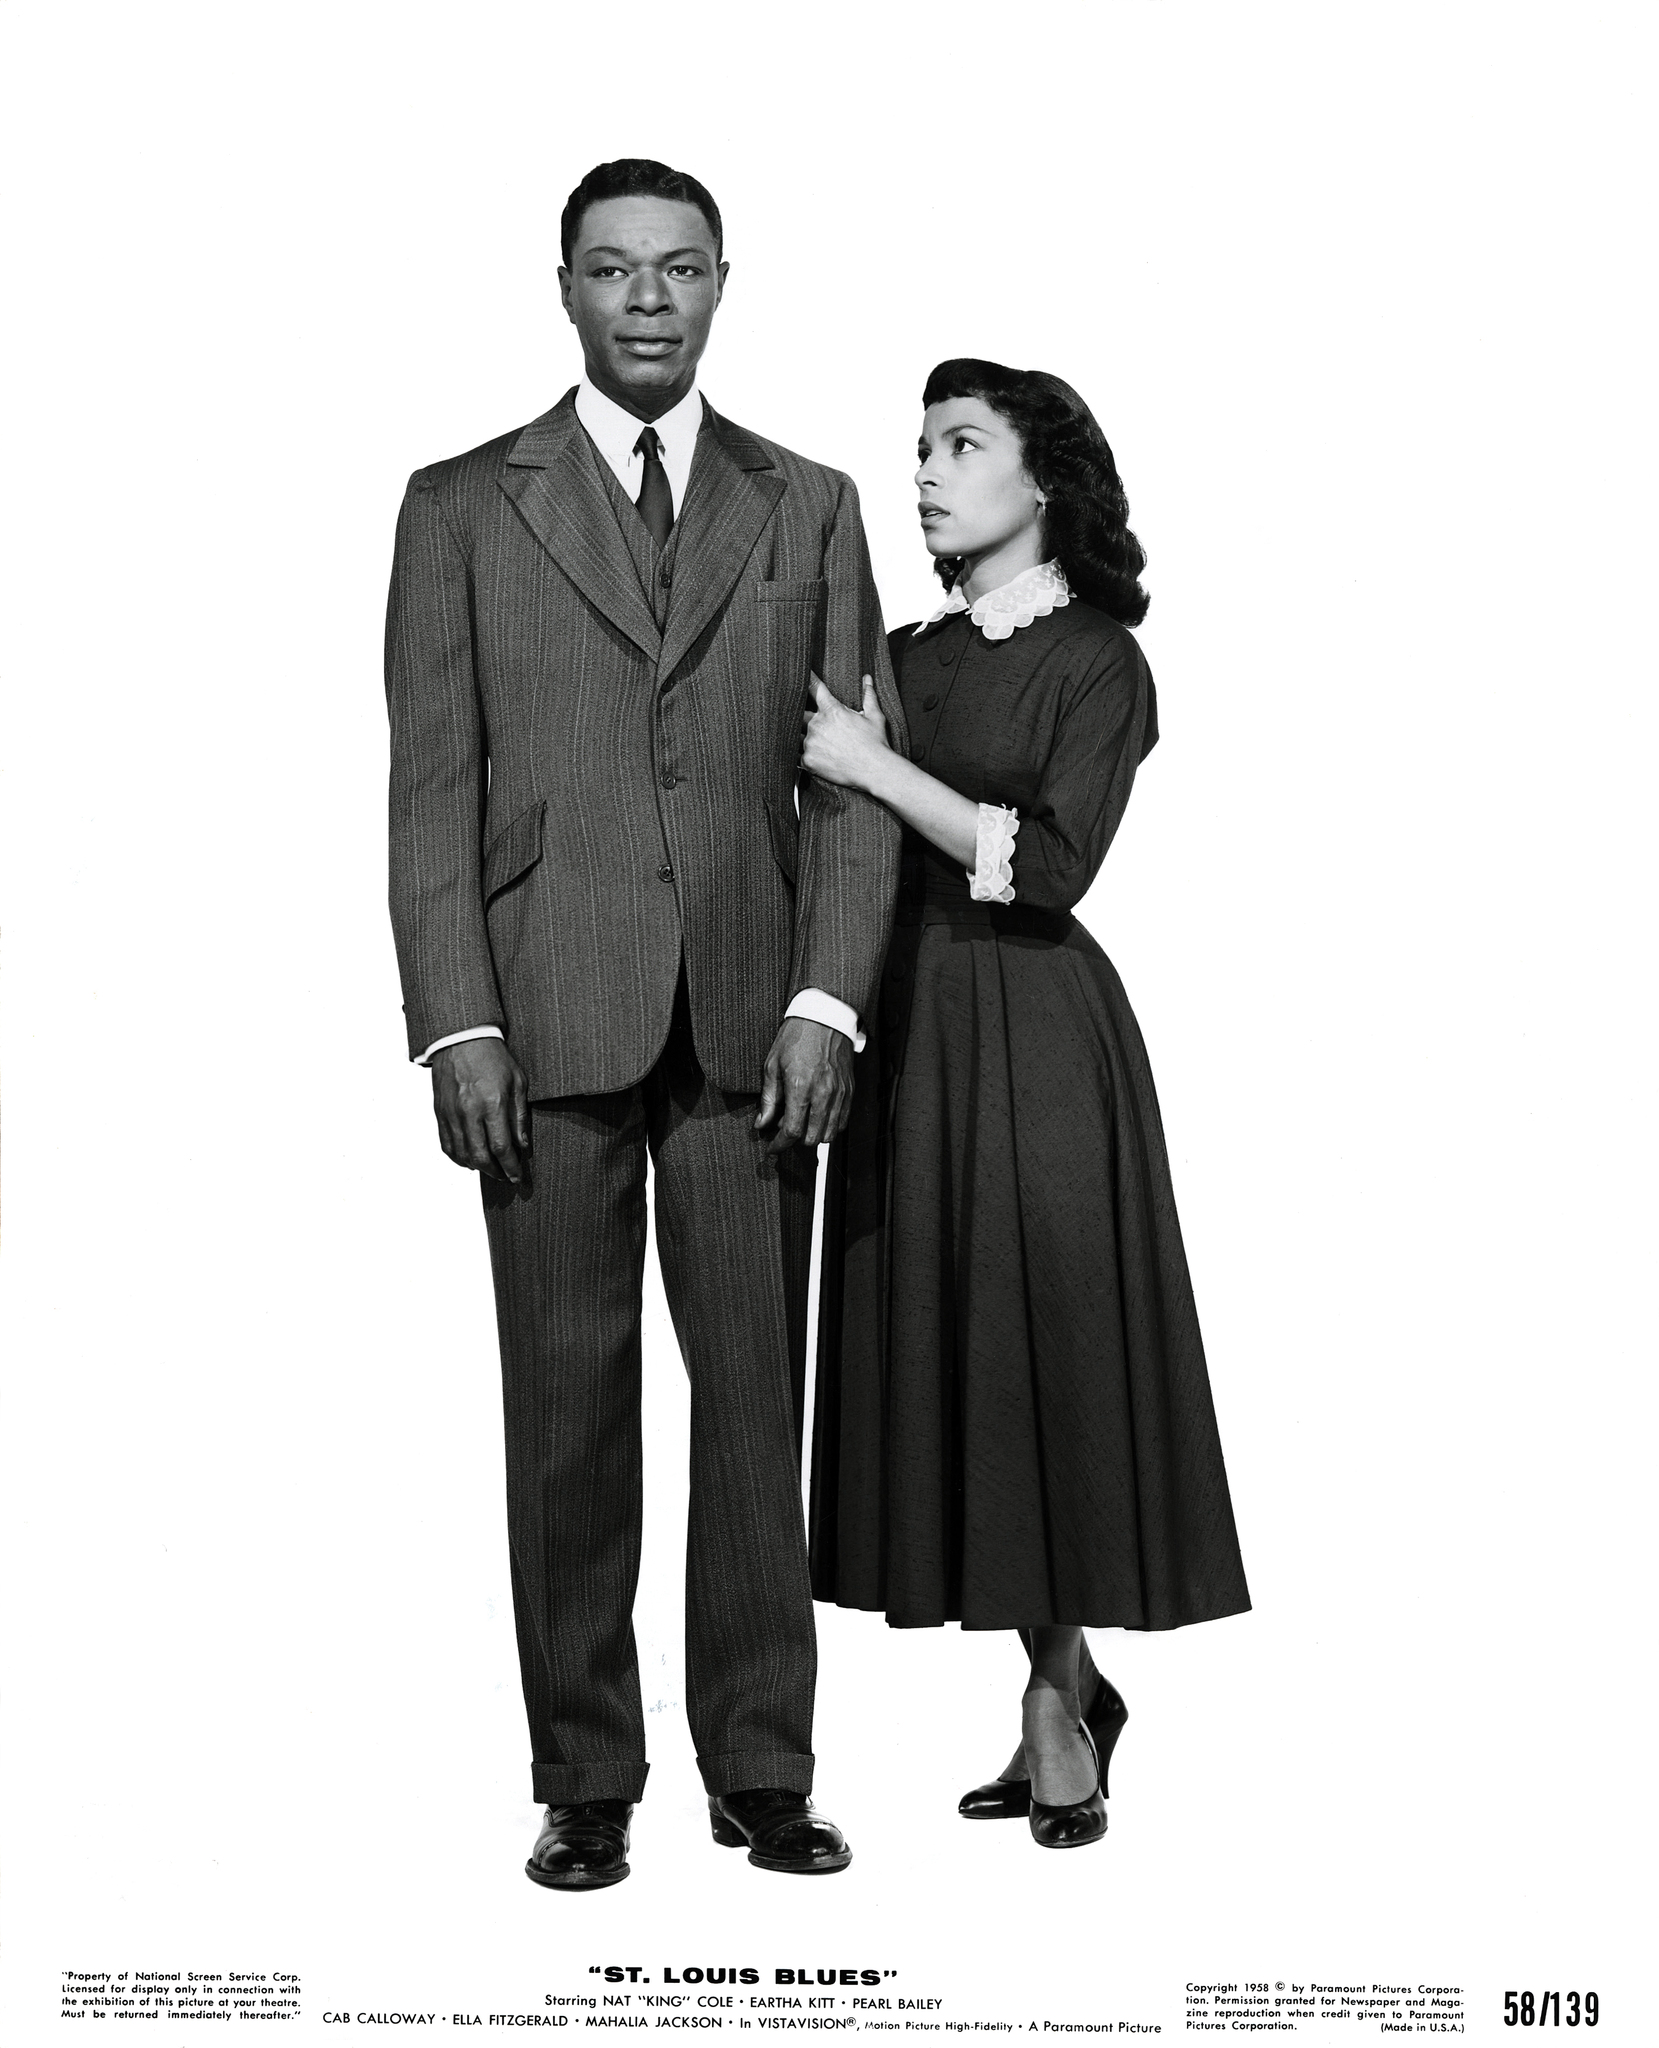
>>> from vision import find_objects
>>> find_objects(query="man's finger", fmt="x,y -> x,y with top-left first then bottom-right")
821,1081 -> 852,1146
809,674 -> 833,710
513,1076 -> 532,1155
754,1057 -> 781,1131
801,1083 -> 831,1151
484,1102 -> 524,1184
767,1070 -> 812,1153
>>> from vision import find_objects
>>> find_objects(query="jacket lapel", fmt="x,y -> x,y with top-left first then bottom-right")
499,392 -> 662,661
656,403 -> 786,684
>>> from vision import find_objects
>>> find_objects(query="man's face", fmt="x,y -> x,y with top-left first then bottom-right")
559,196 -> 727,419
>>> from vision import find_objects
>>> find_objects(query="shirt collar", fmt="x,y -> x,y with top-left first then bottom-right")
575,376 -> 703,472
915,559 -> 1072,641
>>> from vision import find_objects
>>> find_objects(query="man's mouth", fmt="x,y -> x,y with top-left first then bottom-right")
617,336 -> 680,357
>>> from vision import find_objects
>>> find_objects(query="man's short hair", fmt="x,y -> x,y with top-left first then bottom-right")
560,159 -> 724,267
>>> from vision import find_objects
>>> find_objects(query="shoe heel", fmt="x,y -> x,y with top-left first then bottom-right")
708,1809 -> 746,1849
1084,1681 -> 1129,1799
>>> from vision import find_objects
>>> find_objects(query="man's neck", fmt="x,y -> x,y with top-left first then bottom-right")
582,366 -> 697,424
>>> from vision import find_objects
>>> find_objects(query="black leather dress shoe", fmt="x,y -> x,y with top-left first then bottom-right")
708,1789 -> 852,1873
1028,1722 -> 1107,1849
959,1677 -> 1128,1820
525,1800 -> 633,1890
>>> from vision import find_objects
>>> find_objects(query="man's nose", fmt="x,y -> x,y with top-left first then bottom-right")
627,268 -> 672,313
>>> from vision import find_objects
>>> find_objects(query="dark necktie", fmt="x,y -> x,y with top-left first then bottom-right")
634,426 -> 674,551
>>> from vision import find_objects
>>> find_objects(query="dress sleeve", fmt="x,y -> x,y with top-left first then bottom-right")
1005,630 -> 1157,914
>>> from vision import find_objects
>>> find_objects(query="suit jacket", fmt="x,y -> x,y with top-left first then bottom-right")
385,390 -> 906,1099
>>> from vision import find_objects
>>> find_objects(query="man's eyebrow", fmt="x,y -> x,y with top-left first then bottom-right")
581,246 -> 711,262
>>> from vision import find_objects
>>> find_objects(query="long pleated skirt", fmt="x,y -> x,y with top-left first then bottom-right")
809,904 -> 1251,1631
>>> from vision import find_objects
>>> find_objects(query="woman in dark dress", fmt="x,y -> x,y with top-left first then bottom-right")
802,360 -> 1250,1851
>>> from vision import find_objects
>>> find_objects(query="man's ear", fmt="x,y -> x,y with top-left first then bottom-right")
557,267 -> 575,321
715,260 -> 730,306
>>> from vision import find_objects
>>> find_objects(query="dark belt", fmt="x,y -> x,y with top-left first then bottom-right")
893,896 -> 1073,941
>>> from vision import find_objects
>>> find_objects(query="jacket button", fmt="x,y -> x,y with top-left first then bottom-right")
923,692 -> 939,710
661,772 -> 678,789
658,863 -> 675,883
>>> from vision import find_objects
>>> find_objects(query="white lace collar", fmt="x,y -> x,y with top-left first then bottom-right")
915,559 -> 1071,641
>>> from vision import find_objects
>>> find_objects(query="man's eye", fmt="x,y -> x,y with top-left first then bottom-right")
591,266 -> 625,278
668,264 -> 703,277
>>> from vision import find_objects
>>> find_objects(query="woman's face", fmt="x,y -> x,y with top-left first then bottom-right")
915,398 -> 1042,565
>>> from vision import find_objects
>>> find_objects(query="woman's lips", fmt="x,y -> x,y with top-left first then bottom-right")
918,504 -> 947,521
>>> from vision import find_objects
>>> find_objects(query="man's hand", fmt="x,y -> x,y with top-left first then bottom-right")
754,1018 -> 855,1153
431,1038 -> 532,1182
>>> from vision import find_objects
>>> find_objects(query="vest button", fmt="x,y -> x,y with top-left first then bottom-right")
661,772 -> 678,789
658,563 -> 673,586
658,863 -> 675,883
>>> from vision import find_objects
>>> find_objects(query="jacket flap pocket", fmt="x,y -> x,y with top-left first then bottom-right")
756,578 -> 828,603
483,798 -> 546,902
761,796 -> 798,885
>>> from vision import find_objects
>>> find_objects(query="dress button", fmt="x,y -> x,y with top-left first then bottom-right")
923,692 -> 939,710
661,772 -> 678,789
938,645 -> 954,666
910,743 -> 924,763
658,862 -> 675,883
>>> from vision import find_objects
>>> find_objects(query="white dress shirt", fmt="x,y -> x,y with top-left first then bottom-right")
418,380 -> 864,1066
574,376 -> 702,517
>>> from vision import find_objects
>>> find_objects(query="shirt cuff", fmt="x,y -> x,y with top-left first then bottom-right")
417,1025 -> 504,1066
967,803 -> 1019,905
785,988 -> 867,1054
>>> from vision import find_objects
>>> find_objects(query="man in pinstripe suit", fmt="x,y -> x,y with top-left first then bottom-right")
384,160 -> 903,1888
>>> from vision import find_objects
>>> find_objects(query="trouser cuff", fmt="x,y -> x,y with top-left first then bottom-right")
698,1750 -> 815,1797
533,1759 -> 650,1805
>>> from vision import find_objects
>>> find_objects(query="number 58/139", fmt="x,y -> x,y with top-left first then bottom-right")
1504,1991 -> 1598,2026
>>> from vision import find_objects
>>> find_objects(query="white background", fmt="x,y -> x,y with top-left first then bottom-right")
2,2 -> 1654,2041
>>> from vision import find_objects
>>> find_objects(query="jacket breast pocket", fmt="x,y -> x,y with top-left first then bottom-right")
756,580 -> 828,745
483,797 -> 546,904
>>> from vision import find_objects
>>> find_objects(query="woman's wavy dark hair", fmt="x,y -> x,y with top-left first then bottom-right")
922,359 -> 1149,626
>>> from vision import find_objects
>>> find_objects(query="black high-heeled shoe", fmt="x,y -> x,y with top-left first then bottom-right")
958,1675 -> 1129,1820
1028,1719 -> 1106,1849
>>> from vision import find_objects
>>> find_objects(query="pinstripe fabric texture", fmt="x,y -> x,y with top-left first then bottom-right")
385,391 -> 906,1096
386,394 -> 902,1804
483,977 -> 818,1803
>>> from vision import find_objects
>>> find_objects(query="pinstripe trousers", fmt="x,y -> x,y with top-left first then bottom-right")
482,972 -> 818,1805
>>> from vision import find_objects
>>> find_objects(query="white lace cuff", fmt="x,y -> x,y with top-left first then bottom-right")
968,804 -> 1019,904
